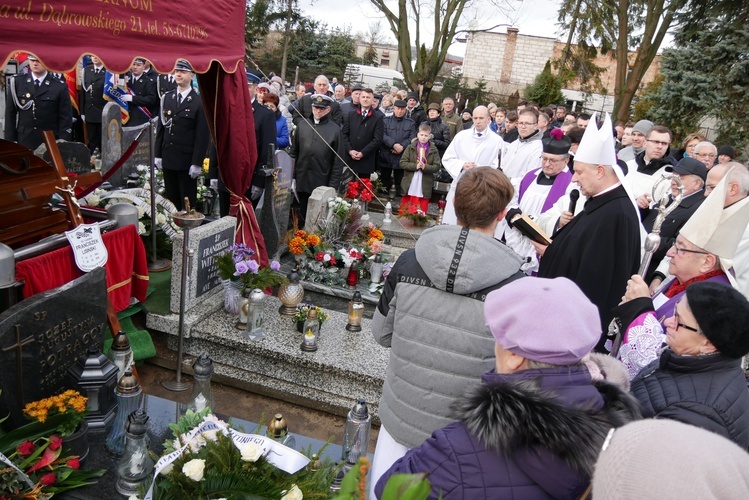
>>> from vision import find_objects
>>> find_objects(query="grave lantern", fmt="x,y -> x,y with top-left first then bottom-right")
278,266 -> 304,316
346,291 -> 364,332
106,370 -> 142,456
184,353 -> 216,413
115,409 -> 154,496
67,346 -> 118,431
107,330 -> 134,383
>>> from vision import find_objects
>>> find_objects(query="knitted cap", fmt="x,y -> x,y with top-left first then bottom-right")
484,277 -> 600,365
686,281 -> 749,358
718,145 -> 735,159
593,419 -> 749,499
406,92 -> 419,102
631,119 -> 654,136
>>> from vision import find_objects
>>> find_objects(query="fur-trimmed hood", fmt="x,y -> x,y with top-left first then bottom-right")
452,367 -> 642,479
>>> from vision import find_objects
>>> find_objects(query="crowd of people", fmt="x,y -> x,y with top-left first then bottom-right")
5,60 -> 749,497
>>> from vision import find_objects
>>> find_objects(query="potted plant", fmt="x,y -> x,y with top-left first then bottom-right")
292,303 -> 330,332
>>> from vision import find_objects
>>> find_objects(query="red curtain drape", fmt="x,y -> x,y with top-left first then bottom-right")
197,61 -> 267,266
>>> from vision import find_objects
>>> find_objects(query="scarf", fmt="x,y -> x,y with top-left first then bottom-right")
664,269 -> 725,298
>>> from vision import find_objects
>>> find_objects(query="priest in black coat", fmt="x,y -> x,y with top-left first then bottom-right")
535,114 -> 642,351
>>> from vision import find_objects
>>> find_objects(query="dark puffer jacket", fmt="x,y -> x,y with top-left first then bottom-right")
376,366 -> 642,499
631,349 -> 749,448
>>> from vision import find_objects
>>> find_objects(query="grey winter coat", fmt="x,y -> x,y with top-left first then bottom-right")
372,225 -> 524,448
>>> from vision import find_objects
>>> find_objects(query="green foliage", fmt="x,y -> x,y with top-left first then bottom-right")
632,74 -> 663,122
524,61 -> 564,107
245,0 -> 286,55
645,27 -> 749,148
381,473 -> 433,499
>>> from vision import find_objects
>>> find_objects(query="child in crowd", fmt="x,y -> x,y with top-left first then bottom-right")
400,124 -> 441,213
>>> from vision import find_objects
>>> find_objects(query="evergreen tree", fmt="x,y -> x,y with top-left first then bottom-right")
524,61 -> 564,107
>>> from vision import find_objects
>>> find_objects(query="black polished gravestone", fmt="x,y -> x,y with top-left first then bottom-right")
0,268 -> 108,426
101,102 -> 155,189
41,141 -> 94,174
257,149 -> 294,259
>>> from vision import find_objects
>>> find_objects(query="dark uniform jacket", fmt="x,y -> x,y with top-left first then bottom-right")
379,114 -> 415,170
126,72 -> 158,126
4,72 -> 72,150
155,88 -> 210,171
632,350 -> 749,449
342,107 -> 384,175
290,114 -> 345,194
406,105 -> 426,128
157,74 -> 177,98
291,94 -> 342,127
250,100 -> 278,189
80,65 -> 107,124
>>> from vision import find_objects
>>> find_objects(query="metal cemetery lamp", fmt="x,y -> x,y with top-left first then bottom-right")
67,347 -> 118,431
301,308 -> 319,352
342,398 -> 371,467
278,266 -> 304,316
107,330 -> 134,383
163,201 -> 203,392
184,353 -> 216,413
106,370 -> 143,456
370,253 -> 384,284
267,413 -> 296,448
115,409 -> 154,496
346,291 -> 364,332
245,288 -> 267,341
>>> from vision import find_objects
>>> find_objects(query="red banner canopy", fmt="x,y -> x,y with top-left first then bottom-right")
0,0 -> 245,74
1,0 -> 266,265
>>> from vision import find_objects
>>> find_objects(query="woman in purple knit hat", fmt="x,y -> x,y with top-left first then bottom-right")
375,277 -> 641,499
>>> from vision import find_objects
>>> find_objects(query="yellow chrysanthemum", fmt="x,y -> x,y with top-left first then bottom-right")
289,237 -> 306,255
370,228 -> 384,240
306,234 -> 321,247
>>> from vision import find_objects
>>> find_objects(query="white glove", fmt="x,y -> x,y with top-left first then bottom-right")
210,179 -> 218,190
189,165 -> 202,179
80,114 -> 85,121
121,94 -> 133,102
154,158 -> 162,169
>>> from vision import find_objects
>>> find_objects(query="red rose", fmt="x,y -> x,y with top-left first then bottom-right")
360,190 -> 373,202
66,458 -> 80,469
48,435 -> 62,451
315,251 -> 324,261
407,204 -> 417,215
330,257 -> 337,265
17,440 -> 35,457
39,473 -> 56,486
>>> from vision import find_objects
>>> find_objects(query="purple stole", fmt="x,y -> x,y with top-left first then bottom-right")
652,273 -> 732,325
518,168 -> 573,213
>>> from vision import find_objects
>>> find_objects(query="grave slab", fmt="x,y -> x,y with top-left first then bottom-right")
304,186 -> 336,233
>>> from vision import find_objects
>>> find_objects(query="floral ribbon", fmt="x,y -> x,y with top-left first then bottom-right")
144,419 -> 310,500
0,450 -> 37,490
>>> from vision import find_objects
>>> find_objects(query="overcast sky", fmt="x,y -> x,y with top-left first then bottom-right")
302,0 -> 563,58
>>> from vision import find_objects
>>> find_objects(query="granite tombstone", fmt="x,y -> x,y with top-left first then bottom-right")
304,186 -> 337,233
170,216 -> 237,314
41,141 -> 93,174
0,267 -> 108,426
101,102 -> 155,189
272,150 -> 294,258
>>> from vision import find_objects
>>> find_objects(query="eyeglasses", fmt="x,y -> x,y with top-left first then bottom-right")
673,299 -> 700,333
517,122 -> 537,127
647,140 -> 669,147
695,152 -> 717,158
671,241 -> 709,255
541,156 -> 566,164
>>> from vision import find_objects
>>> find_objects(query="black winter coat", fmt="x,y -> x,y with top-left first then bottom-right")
631,350 -> 749,449
4,73 -> 72,150
342,108 -> 384,175
291,94 -> 342,126
379,115 -> 415,170
290,114 -> 345,193
407,105 -> 426,127
423,117 -> 451,156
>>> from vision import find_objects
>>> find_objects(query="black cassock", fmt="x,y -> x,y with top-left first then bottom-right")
538,184 -> 641,351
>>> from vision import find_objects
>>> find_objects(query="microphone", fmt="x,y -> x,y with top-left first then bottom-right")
568,189 -> 580,214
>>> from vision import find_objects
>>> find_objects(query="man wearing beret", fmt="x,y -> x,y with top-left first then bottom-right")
155,60 -> 209,211
376,277 -> 641,499
5,54 -> 72,150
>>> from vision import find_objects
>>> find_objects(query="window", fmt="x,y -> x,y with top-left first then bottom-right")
380,58 -> 389,67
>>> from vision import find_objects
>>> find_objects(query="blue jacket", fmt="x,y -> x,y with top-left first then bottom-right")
376,366 -> 641,499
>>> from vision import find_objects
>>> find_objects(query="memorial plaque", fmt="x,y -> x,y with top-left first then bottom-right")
195,225 -> 235,298
41,141 -> 93,173
101,102 -> 123,184
0,268 -> 108,426
101,105 -> 155,189
258,166 -> 280,258
170,216 -> 237,313
304,186 -> 337,233
272,150 -> 294,258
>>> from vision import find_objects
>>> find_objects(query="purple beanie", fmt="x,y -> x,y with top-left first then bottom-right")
484,277 -> 601,365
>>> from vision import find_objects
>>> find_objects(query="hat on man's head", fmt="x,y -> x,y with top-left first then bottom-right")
406,92 -> 419,102
310,94 -> 332,108
680,165 -> 749,260
718,145 -> 736,159
669,157 -> 708,182
257,82 -> 272,92
175,60 -> 194,73
134,57 -> 147,64
484,277 -> 600,365
686,281 -> 749,358
632,119 -> 654,137
245,68 -> 263,84
542,128 -> 571,155
427,103 -> 441,112
269,75 -> 283,86
575,112 -> 617,167
350,83 -> 364,92
394,99 -> 407,108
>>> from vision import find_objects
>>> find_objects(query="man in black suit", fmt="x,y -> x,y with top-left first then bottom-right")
290,74 -> 342,127
155,60 -> 209,211
245,69 -> 278,210
4,54 -> 72,150
80,55 -> 107,153
342,87 -> 384,180
122,58 -> 158,127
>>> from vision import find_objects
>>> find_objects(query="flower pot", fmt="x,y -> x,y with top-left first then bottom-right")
62,420 -> 89,464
